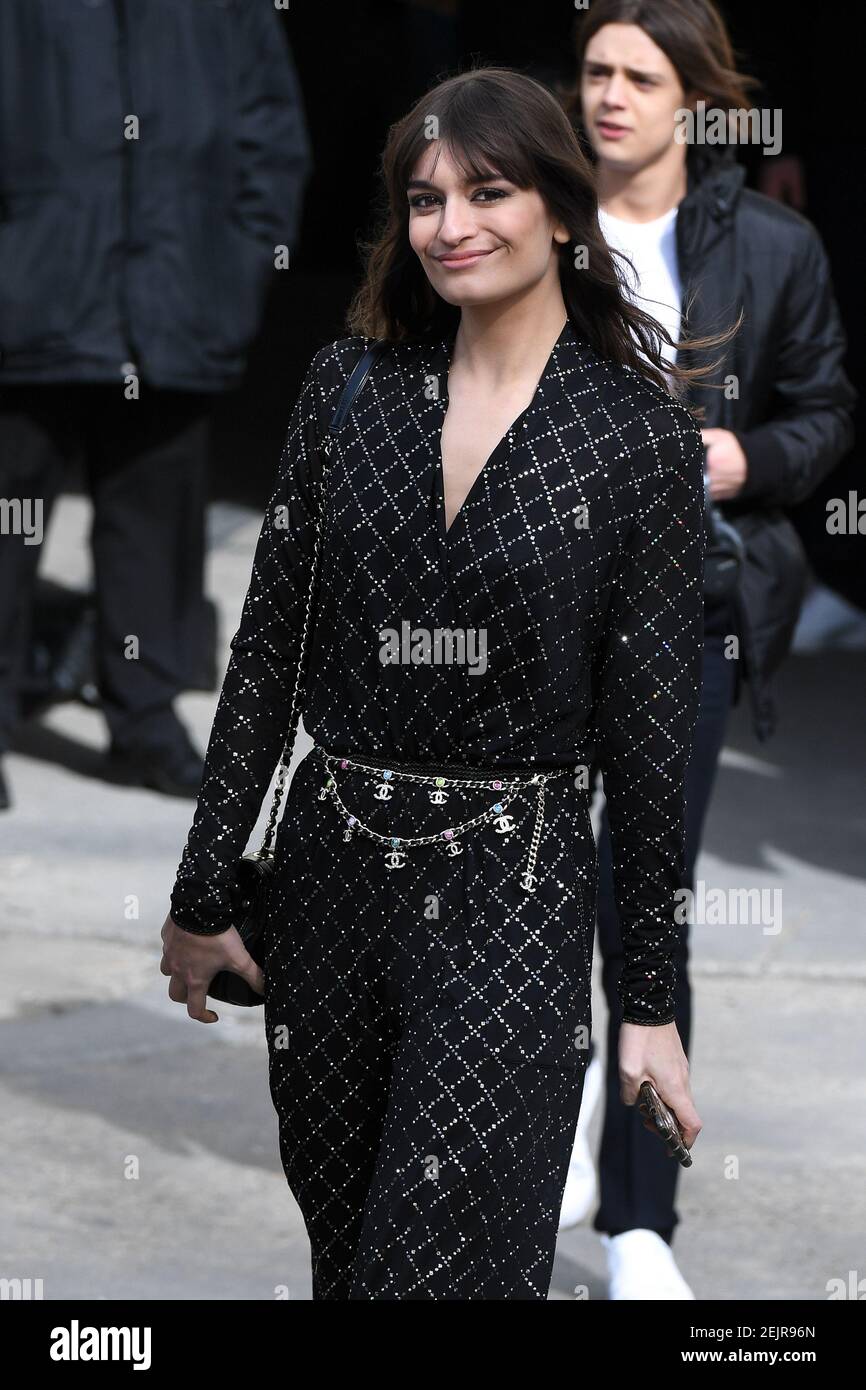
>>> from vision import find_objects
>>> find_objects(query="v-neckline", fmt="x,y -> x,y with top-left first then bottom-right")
434,316 -> 572,543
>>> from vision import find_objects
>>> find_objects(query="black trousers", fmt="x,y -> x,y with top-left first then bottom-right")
589,634 -> 738,1242
262,749 -> 597,1299
0,384 -> 210,752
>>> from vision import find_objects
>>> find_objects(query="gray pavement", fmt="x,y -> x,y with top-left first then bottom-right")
1,492 -> 864,1301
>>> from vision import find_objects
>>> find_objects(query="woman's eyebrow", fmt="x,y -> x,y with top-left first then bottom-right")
406,173 -> 507,191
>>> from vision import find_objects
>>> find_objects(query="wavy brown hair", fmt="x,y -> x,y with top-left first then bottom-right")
346,65 -> 739,417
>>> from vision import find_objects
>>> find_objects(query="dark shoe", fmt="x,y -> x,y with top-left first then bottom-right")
107,735 -> 204,798
0,757 -> 10,811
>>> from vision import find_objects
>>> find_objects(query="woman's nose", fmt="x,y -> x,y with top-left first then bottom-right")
437,197 -> 479,245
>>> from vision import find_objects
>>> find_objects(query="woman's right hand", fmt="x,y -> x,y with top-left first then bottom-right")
618,1021 -> 702,1152
159,913 -> 266,1023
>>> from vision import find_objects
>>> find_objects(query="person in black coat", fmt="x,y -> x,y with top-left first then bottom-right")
0,0 -> 311,808
557,0 -> 856,1297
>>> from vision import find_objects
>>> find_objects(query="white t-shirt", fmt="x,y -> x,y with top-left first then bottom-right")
597,205 -> 682,369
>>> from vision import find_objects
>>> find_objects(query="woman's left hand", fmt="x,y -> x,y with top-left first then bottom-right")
618,1021 -> 702,1151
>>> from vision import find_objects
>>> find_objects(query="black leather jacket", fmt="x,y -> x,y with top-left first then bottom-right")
676,147 -> 857,739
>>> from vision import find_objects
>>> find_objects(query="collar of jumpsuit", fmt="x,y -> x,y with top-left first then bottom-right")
430,316 -> 572,549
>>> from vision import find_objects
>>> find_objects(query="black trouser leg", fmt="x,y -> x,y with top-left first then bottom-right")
591,635 -> 737,1243
81,386 -> 211,750
0,386 -> 79,751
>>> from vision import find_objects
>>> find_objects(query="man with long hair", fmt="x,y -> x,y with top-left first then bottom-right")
559,0 -> 855,1299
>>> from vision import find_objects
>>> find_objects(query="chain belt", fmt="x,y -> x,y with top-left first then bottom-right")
311,742 -> 575,893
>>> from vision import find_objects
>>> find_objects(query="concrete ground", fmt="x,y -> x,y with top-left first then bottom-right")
1,492 -> 864,1301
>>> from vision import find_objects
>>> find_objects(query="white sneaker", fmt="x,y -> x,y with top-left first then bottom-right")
600,1229 -> 696,1299
558,1054 -> 604,1230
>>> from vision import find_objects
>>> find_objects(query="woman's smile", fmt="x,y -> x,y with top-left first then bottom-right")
434,247 -> 500,269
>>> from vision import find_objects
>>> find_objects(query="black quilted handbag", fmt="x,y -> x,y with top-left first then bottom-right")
207,342 -> 385,1006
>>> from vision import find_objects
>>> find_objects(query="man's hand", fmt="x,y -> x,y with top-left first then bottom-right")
160,914 -> 265,1023
701,427 -> 748,500
619,1021 -> 702,1152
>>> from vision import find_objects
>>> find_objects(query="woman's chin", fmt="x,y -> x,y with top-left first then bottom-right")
431,282 -> 512,310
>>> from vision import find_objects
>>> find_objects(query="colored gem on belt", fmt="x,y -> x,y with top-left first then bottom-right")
348,816 -> 357,826
435,777 -> 446,787
492,802 -> 503,814
442,828 -> 454,839
491,780 -> 503,790
383,770 -> 393,779
390,837 -> 400,846
340,759 -> 348,769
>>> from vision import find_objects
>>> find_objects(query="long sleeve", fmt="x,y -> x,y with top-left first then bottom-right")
731,224 -> 857,508
591,401 -> 706,1024
169,351 -> 326,936
233,5 -> 312,255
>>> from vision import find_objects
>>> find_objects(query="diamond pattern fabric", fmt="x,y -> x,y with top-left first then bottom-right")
168,318 -> 705,1297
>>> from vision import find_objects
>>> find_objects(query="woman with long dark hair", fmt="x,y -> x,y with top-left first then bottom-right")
161,65 -> 729,1300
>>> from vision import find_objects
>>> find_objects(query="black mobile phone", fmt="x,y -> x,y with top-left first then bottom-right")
637,1080 -> 693,1167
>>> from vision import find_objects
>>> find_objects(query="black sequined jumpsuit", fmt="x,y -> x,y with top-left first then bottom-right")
170,320 -> 706,1299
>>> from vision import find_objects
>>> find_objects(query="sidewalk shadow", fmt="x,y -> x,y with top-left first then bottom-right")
9,715 -> 149,791
700,650 -> 866,884
550,1246 -> 609,1301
